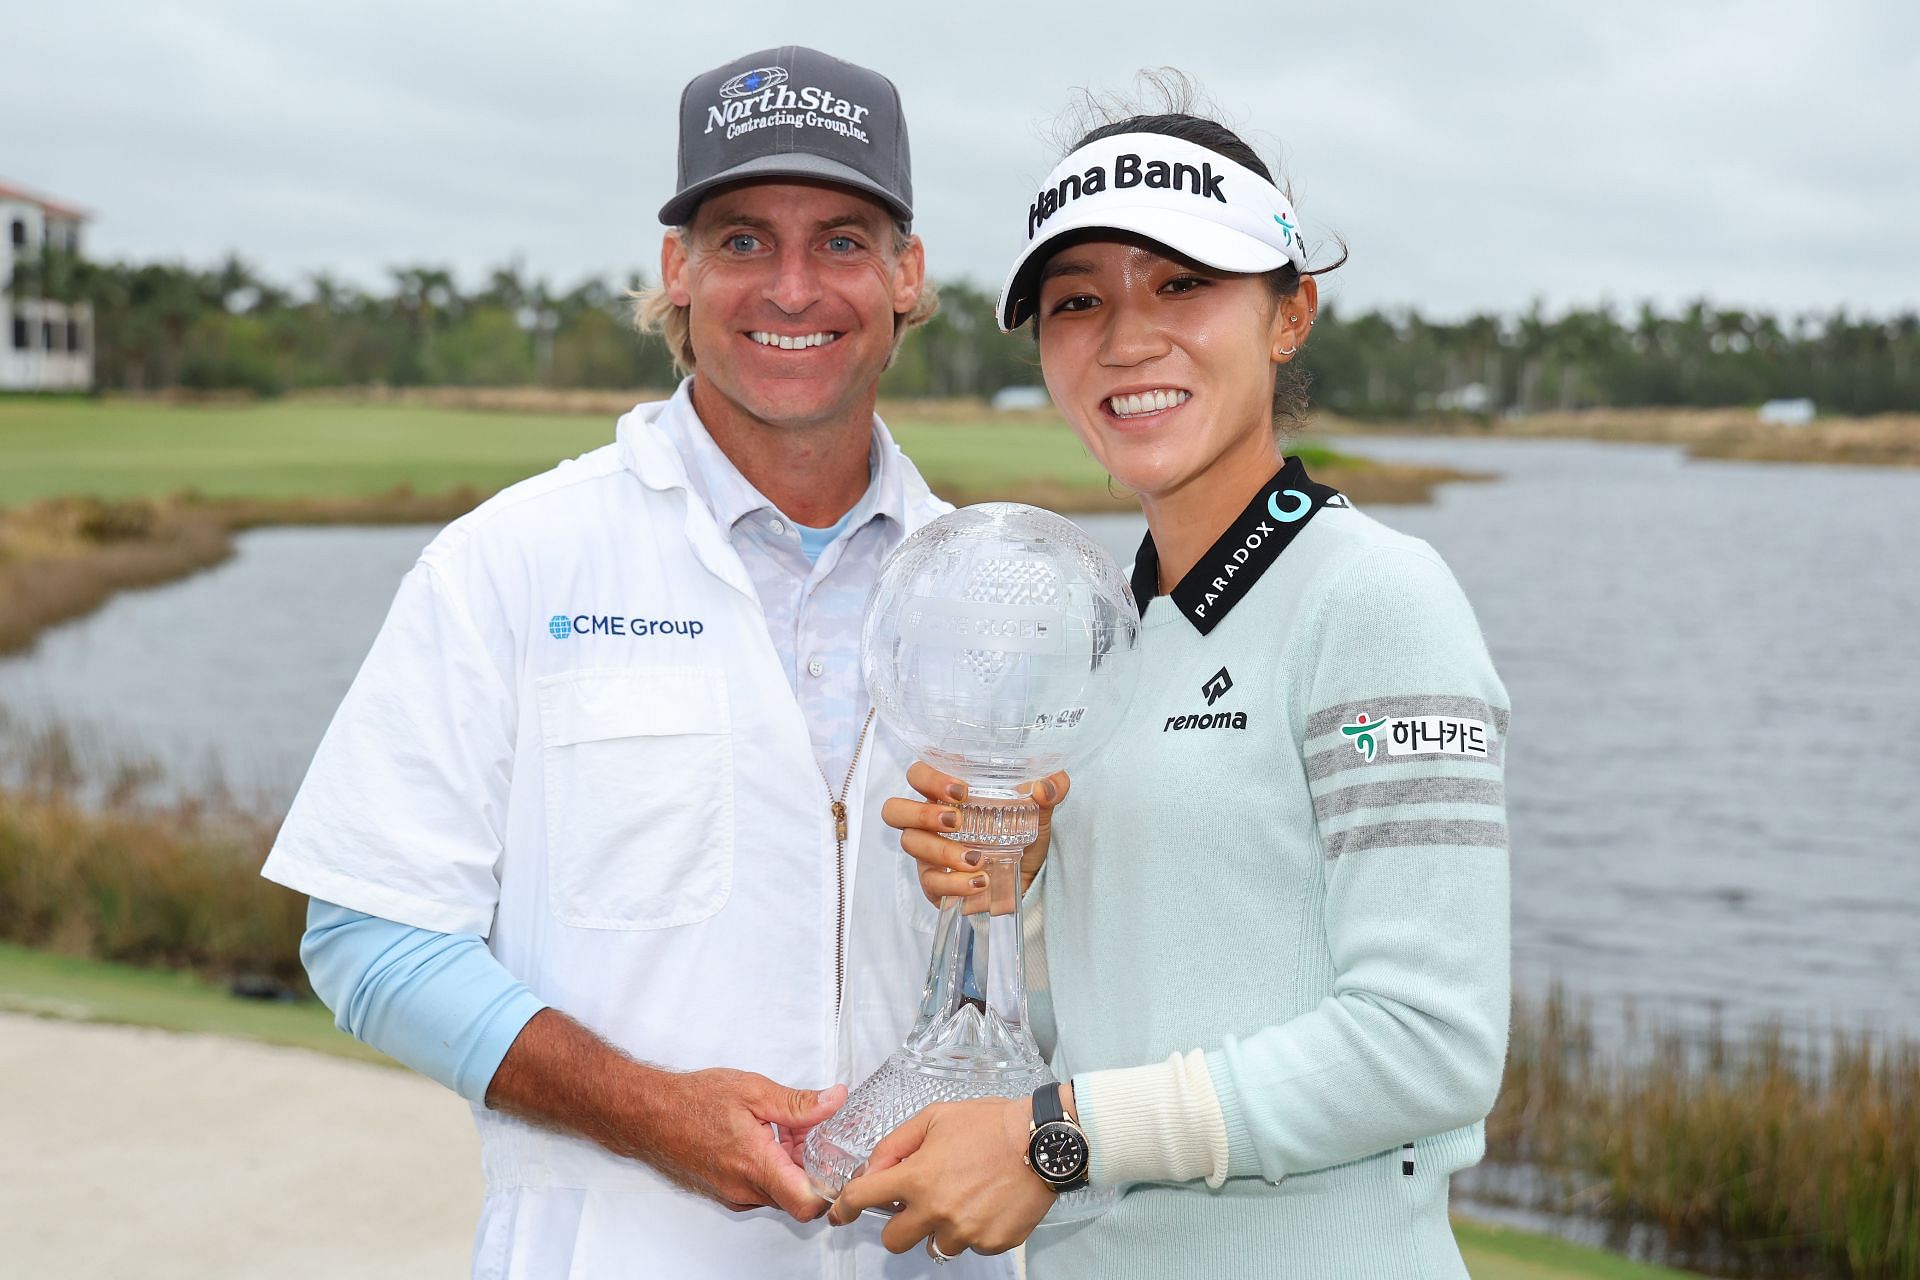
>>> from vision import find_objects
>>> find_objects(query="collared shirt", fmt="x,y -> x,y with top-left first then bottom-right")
654,379 -> 906,786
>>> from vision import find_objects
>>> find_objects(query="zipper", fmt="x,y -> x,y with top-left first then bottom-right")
825,707 -> 877,1025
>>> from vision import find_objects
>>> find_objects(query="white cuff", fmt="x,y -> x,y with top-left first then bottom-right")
1076,1049 -> 1231,1189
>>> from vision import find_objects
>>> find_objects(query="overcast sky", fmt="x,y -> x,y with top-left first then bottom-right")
5,0 -> 1915,318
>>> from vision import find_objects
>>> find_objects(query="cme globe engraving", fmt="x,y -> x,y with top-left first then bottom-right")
547,614 -> 571,640
861,502 -> 1141,791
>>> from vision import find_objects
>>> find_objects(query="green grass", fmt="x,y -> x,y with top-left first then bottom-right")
0,939 -> 385,1065
0,398 -> 616,506
1455,1221 -> 1702,1279
0,396 -> 1356,508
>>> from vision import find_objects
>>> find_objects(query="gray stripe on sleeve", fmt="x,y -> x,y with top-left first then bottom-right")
1306,696 -> 1511,740
1305,735 -> 1504,783
1311,776 -> 1506,821
1324,819 -> 1510,860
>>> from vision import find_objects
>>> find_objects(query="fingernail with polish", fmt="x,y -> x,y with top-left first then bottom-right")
963,849 -> 982,867
940,809 -> 958,829
969,875 -> 988,889
946,783 -> 966,801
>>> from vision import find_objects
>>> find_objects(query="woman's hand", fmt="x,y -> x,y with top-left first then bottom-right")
882,762 -> 1070,909
827,1096 -> 1056,1256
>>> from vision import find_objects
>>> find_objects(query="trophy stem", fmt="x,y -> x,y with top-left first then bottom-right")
804,789 -> 1101,1214
903,791 -> 1038,1064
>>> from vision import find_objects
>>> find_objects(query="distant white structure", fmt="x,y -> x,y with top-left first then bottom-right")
1758,398 -> 1816,426
0,180 -> 92,391
1435,382 -> 1494,414
990,385 -> 1051,411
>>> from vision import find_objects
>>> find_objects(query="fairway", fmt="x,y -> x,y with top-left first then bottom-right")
0,396 -> 1121,508
0,941 -> 384,1064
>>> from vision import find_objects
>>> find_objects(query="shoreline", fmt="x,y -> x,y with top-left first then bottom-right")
0,458 -> 1476,658
276,388 -> 1920,469
0,489 -> 485,657
1316,406 -> 1920,468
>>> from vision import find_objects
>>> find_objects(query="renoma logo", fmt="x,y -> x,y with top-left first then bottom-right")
548,613 -> 705,640
1167,668 -> 1247,733
706,66 -> 872,143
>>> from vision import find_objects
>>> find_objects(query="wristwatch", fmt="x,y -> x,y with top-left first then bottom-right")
1025,1083 -> 1091,1193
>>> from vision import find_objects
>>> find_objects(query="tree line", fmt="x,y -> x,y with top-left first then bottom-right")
11,249 -> 1918,415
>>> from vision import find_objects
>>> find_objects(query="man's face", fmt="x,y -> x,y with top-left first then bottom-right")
662,180 -> 925,429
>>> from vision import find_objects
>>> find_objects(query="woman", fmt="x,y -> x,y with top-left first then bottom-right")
829,100 -> 1511,1279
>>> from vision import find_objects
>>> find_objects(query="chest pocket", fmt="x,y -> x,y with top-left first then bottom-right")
537,666 -> 734,930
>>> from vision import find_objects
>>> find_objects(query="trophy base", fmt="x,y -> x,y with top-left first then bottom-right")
803,1048 -> 1115,1226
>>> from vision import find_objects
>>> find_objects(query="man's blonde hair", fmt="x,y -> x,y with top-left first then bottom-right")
632,223 -> 940,376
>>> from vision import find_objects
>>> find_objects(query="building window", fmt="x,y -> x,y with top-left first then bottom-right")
11,316 -> 28,350
42,320 -> 56,351
9,219 -> 24,248
67,226 -> 80,253
67,320 -> 80,352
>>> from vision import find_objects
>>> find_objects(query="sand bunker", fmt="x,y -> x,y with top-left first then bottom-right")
0,1013 -> 480,1278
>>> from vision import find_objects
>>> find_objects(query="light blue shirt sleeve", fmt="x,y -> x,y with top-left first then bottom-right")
796,505 -> 858,564
301,898 -> 547,1104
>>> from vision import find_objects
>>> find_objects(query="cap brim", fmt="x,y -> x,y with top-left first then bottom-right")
658,152 -> 913,225
996,206 -> 1290,331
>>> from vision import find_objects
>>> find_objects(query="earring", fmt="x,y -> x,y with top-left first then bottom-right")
1288,315 -> 1299,323
1278,344 -> 1298,357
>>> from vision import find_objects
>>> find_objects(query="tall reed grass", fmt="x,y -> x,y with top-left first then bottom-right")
0,720 -> 303,987
1491,990 -> 1920,1279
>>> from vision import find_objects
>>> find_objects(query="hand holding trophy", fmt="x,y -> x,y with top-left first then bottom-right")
803,503 -> 1141,1225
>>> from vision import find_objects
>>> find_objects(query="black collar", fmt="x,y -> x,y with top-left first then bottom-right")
1129,456 -> 1345,635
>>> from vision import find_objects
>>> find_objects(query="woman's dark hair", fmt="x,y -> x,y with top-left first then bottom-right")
1047,71 -> 1347,428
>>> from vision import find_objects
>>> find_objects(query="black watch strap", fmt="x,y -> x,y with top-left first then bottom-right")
1032,1082 -> 1068,1126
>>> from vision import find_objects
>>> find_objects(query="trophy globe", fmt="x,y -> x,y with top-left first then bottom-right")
803,503 -> 1142,1224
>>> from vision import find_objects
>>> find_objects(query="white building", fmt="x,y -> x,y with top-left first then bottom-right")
1758,398 -> 1816,426
0,180 -> 92,391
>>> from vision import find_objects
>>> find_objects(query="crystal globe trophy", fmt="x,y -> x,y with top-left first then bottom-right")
803,503 -> 1142,1224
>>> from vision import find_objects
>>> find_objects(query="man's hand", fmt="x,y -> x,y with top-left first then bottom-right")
645,1067 -> 847,1218
485,1009 -> 845,1221
883,762 -> 1070,909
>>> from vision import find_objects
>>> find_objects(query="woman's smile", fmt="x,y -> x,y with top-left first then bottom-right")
1100,385 -> 1193,425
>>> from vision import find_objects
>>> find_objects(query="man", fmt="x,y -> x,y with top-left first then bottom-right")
265,46 -> 1018,1278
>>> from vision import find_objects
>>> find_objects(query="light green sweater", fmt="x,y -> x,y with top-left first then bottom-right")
1027,493 -> 1511,1280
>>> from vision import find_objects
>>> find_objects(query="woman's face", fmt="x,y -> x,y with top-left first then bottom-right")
1035,238 -> 1307,503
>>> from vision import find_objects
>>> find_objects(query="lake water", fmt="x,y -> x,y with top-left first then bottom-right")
3,436 -> 1914,1037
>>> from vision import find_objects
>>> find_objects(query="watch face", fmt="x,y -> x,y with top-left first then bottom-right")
1031,1121 -> 1088,1182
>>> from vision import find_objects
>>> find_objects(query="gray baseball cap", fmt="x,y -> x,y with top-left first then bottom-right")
658,46 -> 913,226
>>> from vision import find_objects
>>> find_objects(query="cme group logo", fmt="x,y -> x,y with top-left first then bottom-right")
719,66 -> 788,99
548,614 -> 572,639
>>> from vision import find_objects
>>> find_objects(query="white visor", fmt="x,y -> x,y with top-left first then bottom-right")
996,132 -> 1306,331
